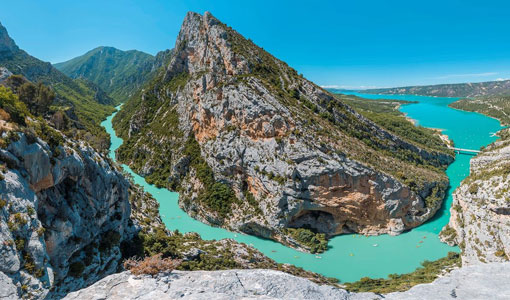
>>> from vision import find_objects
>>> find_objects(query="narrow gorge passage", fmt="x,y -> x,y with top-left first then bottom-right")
103,92 -> 502,282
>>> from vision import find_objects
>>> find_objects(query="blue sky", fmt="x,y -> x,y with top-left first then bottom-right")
1,0 -> 510,89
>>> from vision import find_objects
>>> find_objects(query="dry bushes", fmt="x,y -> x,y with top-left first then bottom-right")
124,254 -> 182,276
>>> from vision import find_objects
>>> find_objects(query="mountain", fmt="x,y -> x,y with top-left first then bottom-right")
450,95 -> 510,126
363,80 -> 510,97
113,12 -> 454,252
54,46 -> 172,104
0,22 -> 117,149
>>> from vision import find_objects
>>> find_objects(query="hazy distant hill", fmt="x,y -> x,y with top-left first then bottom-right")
364,80 -> 510,97
55,47 -> 172,103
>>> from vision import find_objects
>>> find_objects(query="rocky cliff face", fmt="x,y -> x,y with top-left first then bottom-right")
63,262 -> 510,300
0,129 -> 135,298
441,130 -> 510,265
0,22 -> 18,56
113,11 -> 453,252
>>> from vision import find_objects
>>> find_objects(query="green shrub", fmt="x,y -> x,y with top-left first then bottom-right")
468,184 -> 479,195
36,227 -> 46,237
345,252 -> 461,293
198,182 -> 238,219
0,86 -> 30,125
14,238 -> 25,251
27,206 -> 35,216
495,250 -> 508,260
284,228 -> 328,254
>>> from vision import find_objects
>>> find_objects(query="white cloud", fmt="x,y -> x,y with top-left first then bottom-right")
496,78 -> 509,81
433,72 -> 498,80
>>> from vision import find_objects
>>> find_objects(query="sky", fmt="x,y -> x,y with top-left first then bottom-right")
1,0 -> 510,89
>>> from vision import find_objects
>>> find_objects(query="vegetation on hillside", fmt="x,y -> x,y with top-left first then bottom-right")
220,22 -> 453,186
338,94 -> 453,154
54,47 -> 170,104
344,252 -> 461,293
364,80 -> 510,97
283,228 -> 328,254
120,227 -> 339,285
450,95 -> 510,126
0,23 -> 116,150
0,83 -> 64,151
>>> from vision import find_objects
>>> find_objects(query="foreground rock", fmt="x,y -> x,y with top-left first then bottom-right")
0,131 -> 135,298
441,130 -> 510,264
64,263 -> 510,300
114,11 -> 453,252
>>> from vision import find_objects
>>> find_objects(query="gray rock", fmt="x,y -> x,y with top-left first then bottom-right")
0,271 -> 17,300
0,132 -> 136,298
0,67 -> 13,83
63,263 -> 510,300
441,136 -> 510,264
63,269 -> 362,300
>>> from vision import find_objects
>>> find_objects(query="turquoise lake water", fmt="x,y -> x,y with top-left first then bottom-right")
101,93 -> 503,282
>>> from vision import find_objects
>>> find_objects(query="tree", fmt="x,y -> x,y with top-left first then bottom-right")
16,81 -> 55,116
5,74 -> 27,89
35,82 -> 55,115
0,86 -> 29,125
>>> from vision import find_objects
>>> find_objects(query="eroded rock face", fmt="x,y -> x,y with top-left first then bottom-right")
63,263 -> 510,300
115,11 -> 452,251
0,67 -> 12,83
0,133 -> 135,298
442,135 -> 510,264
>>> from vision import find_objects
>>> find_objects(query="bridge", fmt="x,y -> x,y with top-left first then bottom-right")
449,147 -> 480,154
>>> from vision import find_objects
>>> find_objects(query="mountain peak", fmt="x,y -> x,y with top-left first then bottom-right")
0,22 -> 19,55
167,11 -> 293,86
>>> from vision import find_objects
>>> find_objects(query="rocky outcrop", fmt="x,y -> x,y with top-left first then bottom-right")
64,263 -> 510,300
114,11 -> 452,251
0,131 -> 135,298
441,132 -> 510,264
0,67 -> 12,83
0,22 -> 18,56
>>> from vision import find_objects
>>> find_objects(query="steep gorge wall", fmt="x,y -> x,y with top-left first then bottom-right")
0,132 -> 135,298
441,131 -> 510,264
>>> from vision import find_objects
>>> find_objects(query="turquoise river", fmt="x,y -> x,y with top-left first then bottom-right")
101,92 -> 503,283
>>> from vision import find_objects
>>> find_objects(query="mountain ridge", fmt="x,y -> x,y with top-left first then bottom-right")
363,80 -> 510,97
113,11 -> 453,252
54,46 -> 172,104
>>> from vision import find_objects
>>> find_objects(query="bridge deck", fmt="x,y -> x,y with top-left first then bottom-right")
450,147 -> 480,153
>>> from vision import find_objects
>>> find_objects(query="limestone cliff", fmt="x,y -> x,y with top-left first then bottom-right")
0,128 -> 136,298
441,129 -> 510,264
113,11 -> 453,252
